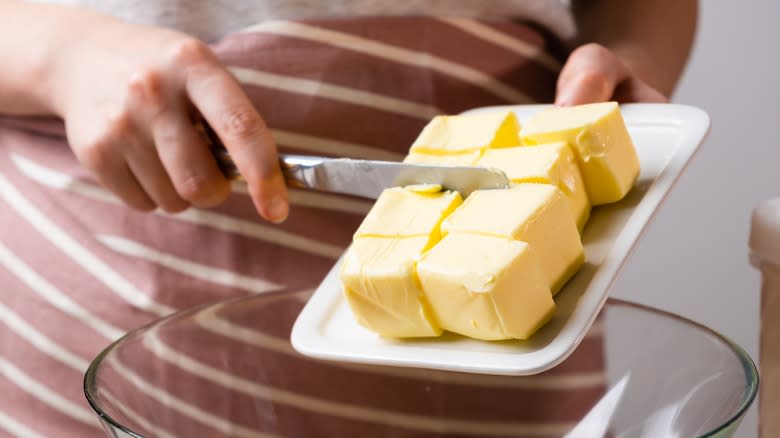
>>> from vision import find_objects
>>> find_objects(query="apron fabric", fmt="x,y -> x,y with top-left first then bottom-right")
0,17 -> 606,437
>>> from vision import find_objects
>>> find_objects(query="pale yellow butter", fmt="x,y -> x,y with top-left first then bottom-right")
477,142 -> 591,231
355,187 -> 462,249
340,103 -> 645,340
520,101 -> 640,205
409,112 -> 520,155
340,237 -> 441,338
441,184 -> 583,294
404,184 -> 444,194
403,151 -> 483,166
417,232 -> 554,340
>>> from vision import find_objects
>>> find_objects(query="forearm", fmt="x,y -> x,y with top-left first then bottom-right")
0,0 -> 116,116
572,0 -> 698,97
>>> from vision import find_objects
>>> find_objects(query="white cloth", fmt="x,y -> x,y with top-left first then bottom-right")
30,0 -> 574,42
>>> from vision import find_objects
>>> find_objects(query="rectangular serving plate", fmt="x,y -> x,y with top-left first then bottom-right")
290,103 -> 710,375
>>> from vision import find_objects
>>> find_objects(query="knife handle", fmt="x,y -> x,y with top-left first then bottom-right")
211,145 -> 327,190
199,120 -> 324,189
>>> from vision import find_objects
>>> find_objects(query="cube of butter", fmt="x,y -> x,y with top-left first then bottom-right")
441,184 -> 583,294
403,150 -> 483,166
477,142 -> 591,231
520,102 -> 640,205
417,232 -> 554,340
355,187 -> 462,249
409,112 -> 520,156
340,237 -> 441,338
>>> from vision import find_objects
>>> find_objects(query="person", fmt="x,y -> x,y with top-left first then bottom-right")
0,1 -> 697,436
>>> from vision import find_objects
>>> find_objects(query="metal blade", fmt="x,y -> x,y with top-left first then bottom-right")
283,155 -> 510,199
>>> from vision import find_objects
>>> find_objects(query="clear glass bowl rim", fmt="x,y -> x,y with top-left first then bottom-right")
83,297 -> 759,438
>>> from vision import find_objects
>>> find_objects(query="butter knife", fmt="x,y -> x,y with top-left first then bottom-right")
211,148 -> 510,199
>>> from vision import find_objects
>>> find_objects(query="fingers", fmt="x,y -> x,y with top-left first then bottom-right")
91,159 -> 155,212
151,106 -> 231,209
555,43 -> 667,106
124,66 -> 229,213
70,116 -> 156,212
178,40 -> 288,223
74,103 -> 228,213
99,163 -> 156,212
70,37 -> 287,220
78,119 -> 230,214
123,135 -> 190,213
556,43 -> 628,106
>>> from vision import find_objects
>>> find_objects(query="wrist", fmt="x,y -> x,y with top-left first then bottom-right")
39,5 -> 123,116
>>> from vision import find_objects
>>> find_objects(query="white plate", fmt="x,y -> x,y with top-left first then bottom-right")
290,103 -> 710,375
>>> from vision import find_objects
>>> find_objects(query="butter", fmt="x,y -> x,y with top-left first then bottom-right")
340,237 -> 441,338
441,184 -> 583,294
403,151 -> 483,166
417,232 -> 554,340
339,103 -> 645,341
409,112 -> 520,155
520,102 -> 640,205
404,184 -> 444,193
355,187 -> 462,249
477,142 -> 591,231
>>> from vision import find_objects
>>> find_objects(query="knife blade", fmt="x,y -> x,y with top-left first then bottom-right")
212,148 -> 510,199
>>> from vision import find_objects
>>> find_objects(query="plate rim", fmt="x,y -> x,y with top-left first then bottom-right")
290,103 -> 711,375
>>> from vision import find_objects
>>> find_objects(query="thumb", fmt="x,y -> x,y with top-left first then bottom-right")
555,43 -> 630,106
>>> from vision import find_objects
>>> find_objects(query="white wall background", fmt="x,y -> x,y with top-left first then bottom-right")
611,1 -> 780,436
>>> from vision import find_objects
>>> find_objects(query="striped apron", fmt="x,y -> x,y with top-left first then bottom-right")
0,17 -> 605,437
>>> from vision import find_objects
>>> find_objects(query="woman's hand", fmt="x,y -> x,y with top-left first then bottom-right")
555,43 -> 668,106
559,0 -> 697,106
49,17 -> 289,222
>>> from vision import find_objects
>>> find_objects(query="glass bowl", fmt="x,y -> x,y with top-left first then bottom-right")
85,294 -> 757,438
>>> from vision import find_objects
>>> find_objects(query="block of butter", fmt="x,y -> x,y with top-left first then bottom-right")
340,237 -> 441,338
442,184 -> 583,294
403,150 -> 482,166
355,187 -> 462,249
417,232 -> 554,340
477,142 -> 591,231
336,103 -> 641,342
409,111 -> 520,156
520,101 -> 640,205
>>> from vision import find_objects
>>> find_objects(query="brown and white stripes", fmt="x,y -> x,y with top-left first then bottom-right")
0,17 -> 605,437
